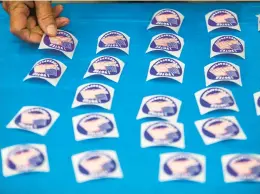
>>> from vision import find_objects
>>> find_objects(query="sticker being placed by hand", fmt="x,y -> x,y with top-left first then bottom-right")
253,92 -> 260,116
23,58 -> 67,87
159,152 -> 206,183
195,87 -> 239,115
1,144 -> 49,177
141,121 -> 185,149
204,61 -> 242,86
96,31 -> 130,54
84,56 -> 125,83
146,33 -> 184,58
147,57 -> 185,83
210,35 -> 245,59
72,83 -> 114,110
72,113 -> 119,141
39,30 -> 78,59
147,9 -> 184,33
6,106 -> 59,136
222,154 -> 260,183
71,150 -> 123,183
195,116 -> 246,145
136,95 -> 182,121
205,9 -> 240,32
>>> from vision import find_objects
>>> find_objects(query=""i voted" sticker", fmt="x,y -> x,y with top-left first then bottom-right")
136,95 -> 182,121
205,9 -> 240,32
222,154 -> 260,183
84,56 -> 125,83
210,35 -> 245,59
72,113 -> 119,141
1,144 -> 50,177
72,83 -> 114,110
195,116 -> 246,145
24,58 -> 67,87
96,31 -> 130,54
195,87 -> 239,115
7,106 -> 60,136
71,150 -> 123,183
159,152 -> 206,183
146,33 -> 184,58
147,9 -> 184,33
39,30 -> 78,59
204,61 -> 242,86
141,121 -> 185,149
147,57 -> 185,83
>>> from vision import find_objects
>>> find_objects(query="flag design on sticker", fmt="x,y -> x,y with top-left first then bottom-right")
77,114 -> 114,136
6,146 -> 45,172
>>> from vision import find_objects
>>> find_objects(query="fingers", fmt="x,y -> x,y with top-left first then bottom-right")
56,17 -> 70,28
2,2 -> 8,12
8,2 -> 30,38
35,1 -> 56,36
53,5 -> 63,18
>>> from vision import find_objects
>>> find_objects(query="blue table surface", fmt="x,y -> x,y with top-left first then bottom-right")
1,2 -> 260,194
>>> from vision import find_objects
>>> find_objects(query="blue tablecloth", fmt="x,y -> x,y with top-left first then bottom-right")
0,2 -> 260,194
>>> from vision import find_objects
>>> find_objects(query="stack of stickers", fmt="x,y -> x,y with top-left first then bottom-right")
71,30 -> 131,182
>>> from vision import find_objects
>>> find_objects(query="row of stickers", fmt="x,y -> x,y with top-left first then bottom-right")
24,57 -> 241,87
5,88 -> 260,138
1,144 -> 260,183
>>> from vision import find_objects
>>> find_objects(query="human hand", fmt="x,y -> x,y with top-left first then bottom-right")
2,1 -> 70,43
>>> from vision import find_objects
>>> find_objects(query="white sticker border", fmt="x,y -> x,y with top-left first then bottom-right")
253,91 -> 260,116
6,106 -> 60,136
23,58 -> 67,87
71,83 -> 114,110
141,121 -> 185,149
159,152 -> 206,183
39,29 -> 78,59
210,35 -> 245,59
83,56 -> 125,83
1,144 -> 50,177
194,116 -> 246,145
146,57 -> 185,83
72,112 -> 119,141
204,61 -> 242,87
71,150 -> 123,183
96,30 -> 130,54
205,9 -> 241,32
136,95 -> 182,121
147,8 -> 184,33
146,33 -> 184,58
194,87 -> 239,115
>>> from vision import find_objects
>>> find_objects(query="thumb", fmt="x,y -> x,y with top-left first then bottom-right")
35,1 -> 56,36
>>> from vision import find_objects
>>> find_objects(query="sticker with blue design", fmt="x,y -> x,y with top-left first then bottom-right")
84,56 -> 125,83
39,29 -> 78,59
210,35 -> 245,59
146,33 -> 184,58
205,9 -> 240,32
159,152 -> 206,182
204,61 -> 242,86
23,58 -> 67,87
147,9 -> 184,33
141,121 -> 185,149
195,116 -> 246,145
6,106 -> 60,136
147,57 -> 185,83
72,113 -> 119,141
222,154 -> 260,183
71,150 -> 123,183
195,87 -> 239,115
72,83 -> 114,110
136,95 -> 182,121
96,31 -> 130,54
253,91 -> 260,116
1,144 -> 50,177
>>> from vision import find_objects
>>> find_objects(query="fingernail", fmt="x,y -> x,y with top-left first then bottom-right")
47,24 -> 57,36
